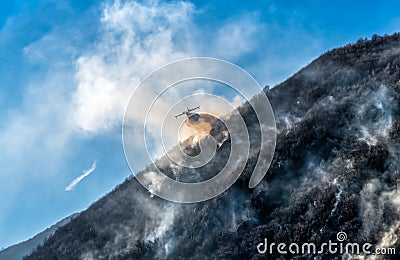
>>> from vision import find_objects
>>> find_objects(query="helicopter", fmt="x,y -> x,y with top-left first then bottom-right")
174,105 -> 230,151
174,106 -> 200,120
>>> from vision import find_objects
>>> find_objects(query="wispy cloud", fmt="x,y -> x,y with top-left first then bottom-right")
72,0 -> 196,134
71,0 -> 261,171
72,0 -> 266,135
65,162 -> 97,191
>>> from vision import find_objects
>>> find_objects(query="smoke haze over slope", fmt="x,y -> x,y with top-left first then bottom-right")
24,33 -> 400,259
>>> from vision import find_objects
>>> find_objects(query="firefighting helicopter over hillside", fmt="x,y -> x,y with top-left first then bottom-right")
174,105 -> 229,149
174,106 -> 201,120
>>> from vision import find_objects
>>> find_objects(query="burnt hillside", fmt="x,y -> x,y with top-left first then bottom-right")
26,33 -> 400,259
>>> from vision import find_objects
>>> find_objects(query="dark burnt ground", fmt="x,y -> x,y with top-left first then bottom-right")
27,33 -> 400,260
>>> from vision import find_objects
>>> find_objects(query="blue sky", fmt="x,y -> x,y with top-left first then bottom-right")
0,0 -> 399,249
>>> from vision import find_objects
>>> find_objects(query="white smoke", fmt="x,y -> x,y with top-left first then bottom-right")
330,178 -> 343,217
360,179 -> 400,242
73,0 -> 196,134
357,85 -> 394,146
279,114 -> 302,133
145,204 -> 177,242
376,185 -> 400,248
72,0 -> 254,136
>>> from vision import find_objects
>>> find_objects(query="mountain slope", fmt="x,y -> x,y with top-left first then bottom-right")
26,33 -> 400,259
0,214 -> 78,260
